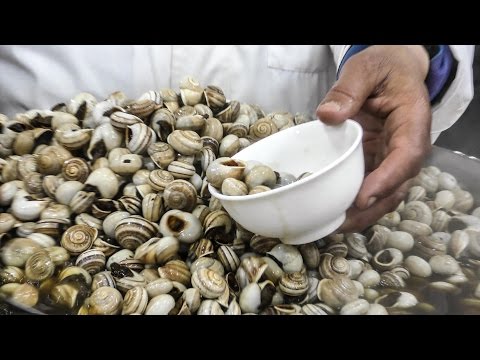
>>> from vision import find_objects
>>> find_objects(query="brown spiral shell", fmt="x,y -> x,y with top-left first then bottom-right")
60,224 -> 98,255
62,157 -> 90,183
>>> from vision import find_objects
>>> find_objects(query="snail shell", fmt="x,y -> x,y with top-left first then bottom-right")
75,249 -> 106,275
134,236 -> 179,265
249,118 -> 278,140
55,123 -> 93,150
375,291 -> 418,309
345,233 -> 368,260
122,286 -> 149,315
167,161 -> 196,180
386,231 -> 414,252
301,303 -> 328,315
190,257 -> 225,276
407,185 -> 427,203
244,164 -> 277,189
125,98 -> 156,118
452,189 -> 474,213
379,271 -> 405,289
126,123 -> 156,155
357,269 -> 381,288
167,130 -> 202,156
115,271 -> 147,294
372,248 -> 403,272
8,283 -> 39,308
70,191 -> 96,214
118,195 -> 142,215
434,190 -> 456,210
87,287 -> 123,315
141,193 -> 164,223
150,109 -> 175,142
148,169 -> 174,192
398,220 -> 433,237
149,142 -> 176,170
25,249 -> 55,281
114,215 -> 159,250
60,224 -> 97,255
91,271 -> 116,292
159,210 -> 202,244
0,238 -> 43,267
429,254 -> 460,275
225,298 -> 242,315
145,294 -> 176,315
377,211 -> 401,228
340,299 -> 370,315
401,201 -> 433,225
203,210 -> 232,239
250,235 -> 281,256
158,260 -> 191,287
325,241 -> 349,257
449,230 -> 470,259
278,271 -> 309,297
191,268 -> 226,299
239,282 -> 261,313
0,266 -> 25,285
318,253 -> 350,279
221,178 -> 248,196
110,111 -> 142,131
431,209 -> 451,232
145,278 -> 173,298
413,235 -> 447,259
85,167 -> 119,199
163,179 -> 197,212
217,245 -> 241,273
206,157 -> 246,189
266,244 -> 303,273
316,276 -> 359,309
188,238 -> 215,261
216,101 -> 240,123
413,169 -> 438,194
204,85 -> 226,112
34,218 -> 70,239
201,117 -> 223,143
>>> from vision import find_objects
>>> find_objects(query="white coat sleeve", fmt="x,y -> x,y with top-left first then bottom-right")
329,45 -> 476,143
430,45 -> 475,142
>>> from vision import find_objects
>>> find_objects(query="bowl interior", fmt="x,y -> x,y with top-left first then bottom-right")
231,119 -> 362,179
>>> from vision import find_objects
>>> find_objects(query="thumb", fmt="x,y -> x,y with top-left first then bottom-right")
316,55 -> 380,125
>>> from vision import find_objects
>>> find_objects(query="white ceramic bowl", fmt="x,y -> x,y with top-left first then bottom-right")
208,119 -> 364,245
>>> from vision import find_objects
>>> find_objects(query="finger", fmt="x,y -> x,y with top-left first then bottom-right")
316,55 -> 381,125
355,102 -> 431,210
338,181 -> 409,233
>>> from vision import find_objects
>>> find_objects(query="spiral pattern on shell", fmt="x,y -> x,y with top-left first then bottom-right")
60,224 -> 98,256
25,249 -> 55,281
157,259 -> 192,287
114,215 -> 158,250
75,249 -> 106,275
62,157 -> 90,183
191,268 -> 226,299
278,271 -> 309,297
87,287 -> 123,315
122,286 -> 149,315
249,118 -> 278,140
163,179 -> 197,213
318,253 -> 350,279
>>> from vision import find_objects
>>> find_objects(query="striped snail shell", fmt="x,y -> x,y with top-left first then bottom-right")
114,215 -> 159,250
122,286 -> 149,315
60,224 -> 97,256
25,249 -> 55,281
75,249 -> 106,275
191,268 -> 226,299
62,157 -> 90,183
87,287 -> 123,315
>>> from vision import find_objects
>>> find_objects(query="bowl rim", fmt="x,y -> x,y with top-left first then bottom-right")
209,119 -> 363,202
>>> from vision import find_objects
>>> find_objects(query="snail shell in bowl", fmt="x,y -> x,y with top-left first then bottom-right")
206,157 -> 246,189
60,224 -> 97,256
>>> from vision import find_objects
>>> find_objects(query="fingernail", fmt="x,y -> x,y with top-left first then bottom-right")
367,197 -> 377,208
319,101 -> 342,112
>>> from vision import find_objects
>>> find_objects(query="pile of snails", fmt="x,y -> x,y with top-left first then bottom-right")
0,76 -> 479,315
206,158 -> 312,196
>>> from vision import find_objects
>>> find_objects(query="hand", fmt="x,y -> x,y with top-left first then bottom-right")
317,45 -> 432,232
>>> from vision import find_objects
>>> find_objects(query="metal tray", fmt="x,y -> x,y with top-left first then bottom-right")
2,145 -> 480,315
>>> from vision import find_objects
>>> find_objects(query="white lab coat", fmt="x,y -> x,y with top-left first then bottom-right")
0,45 -> 474,142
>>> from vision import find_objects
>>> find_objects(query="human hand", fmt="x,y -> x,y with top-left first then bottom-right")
317,45 -> 432,232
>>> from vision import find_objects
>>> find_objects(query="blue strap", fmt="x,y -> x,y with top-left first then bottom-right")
337,45 -> 454,102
